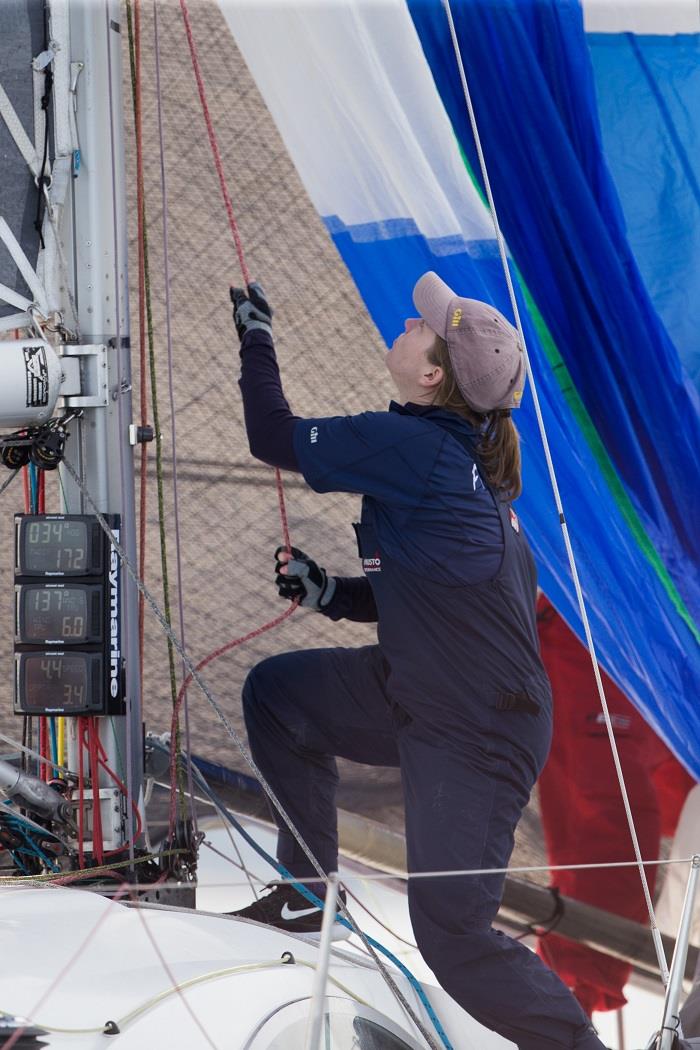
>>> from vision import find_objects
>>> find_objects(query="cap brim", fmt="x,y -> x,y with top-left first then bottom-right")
413,271 -> 455,338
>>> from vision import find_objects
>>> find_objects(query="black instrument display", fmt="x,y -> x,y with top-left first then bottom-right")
13,514 -> 122,717
15,652 -> 103,714
16,584 -> 103,645
16,516 -> 103,576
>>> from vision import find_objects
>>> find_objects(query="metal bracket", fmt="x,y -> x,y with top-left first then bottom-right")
57,343 -> 109,408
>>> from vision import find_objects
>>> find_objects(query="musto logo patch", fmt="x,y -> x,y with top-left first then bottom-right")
363,552 -> 382,573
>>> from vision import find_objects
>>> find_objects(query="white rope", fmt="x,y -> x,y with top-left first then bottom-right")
0,217 -> 49,316
0,82 -> 40,177
442,0 -> 670,985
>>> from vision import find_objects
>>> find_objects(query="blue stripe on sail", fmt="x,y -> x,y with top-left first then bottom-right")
324,218 -> 504,344
325,215 -> 499,257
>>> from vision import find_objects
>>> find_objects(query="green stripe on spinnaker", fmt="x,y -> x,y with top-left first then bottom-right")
458,146 -> 700,644
520,282 -> 700,645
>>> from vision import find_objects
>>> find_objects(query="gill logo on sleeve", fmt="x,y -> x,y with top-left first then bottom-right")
310,426 -> 318,444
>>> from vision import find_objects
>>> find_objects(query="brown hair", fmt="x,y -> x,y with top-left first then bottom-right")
428,336 -> 522,500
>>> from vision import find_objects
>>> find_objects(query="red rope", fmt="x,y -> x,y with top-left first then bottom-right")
160,1 -> 298,837
179,0 -> 250,286
167,602 -> 298,834
178,0 -> 291,546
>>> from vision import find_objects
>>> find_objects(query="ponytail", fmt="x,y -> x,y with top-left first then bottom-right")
428,337 -> 522,500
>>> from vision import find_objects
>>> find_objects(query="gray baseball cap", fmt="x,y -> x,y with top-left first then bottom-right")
413,271 -> 526,413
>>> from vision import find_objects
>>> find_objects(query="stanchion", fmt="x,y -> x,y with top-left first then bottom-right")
658,856 -> 700,1050
304,874 -> 339,1050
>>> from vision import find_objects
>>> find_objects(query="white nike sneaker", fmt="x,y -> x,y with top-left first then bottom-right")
228,881 -> 349,937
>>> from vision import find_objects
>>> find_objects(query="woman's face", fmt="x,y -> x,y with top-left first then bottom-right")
385,317 -> 442,402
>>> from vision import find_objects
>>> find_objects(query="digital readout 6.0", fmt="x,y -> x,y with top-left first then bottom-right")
22,587 -> 88,641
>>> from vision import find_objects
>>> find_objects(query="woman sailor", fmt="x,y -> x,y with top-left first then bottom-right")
228,272 -> 607,1050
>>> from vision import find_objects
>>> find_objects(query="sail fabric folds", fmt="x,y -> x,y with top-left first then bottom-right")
220,0 -> 700,778
407,0 -> 700,615
587,29 -> 700,390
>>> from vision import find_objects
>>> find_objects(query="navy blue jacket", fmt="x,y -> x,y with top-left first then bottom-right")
239,329 -> 551,771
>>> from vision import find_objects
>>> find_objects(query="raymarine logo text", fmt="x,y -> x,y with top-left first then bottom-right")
109,531 -> 120,698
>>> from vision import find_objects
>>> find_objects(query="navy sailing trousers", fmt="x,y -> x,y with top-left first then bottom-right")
243,644 -> 606,1050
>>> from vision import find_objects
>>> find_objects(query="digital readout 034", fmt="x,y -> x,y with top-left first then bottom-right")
15,515 -> 104,576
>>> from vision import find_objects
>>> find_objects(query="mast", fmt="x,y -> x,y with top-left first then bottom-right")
0,0 -> 144,866
56,0 -> 144,851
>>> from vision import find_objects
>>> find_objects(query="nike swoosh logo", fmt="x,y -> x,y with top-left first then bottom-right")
280,902 -> 321,921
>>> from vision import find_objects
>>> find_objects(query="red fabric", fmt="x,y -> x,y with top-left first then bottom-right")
535,596 -> 694,1016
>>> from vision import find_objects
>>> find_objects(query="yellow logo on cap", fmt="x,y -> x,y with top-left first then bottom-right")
451,309 -> 462,328
513,390 -> 523,403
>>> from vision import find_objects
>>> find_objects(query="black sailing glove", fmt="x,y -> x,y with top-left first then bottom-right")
274,546 -> 337,612
230,282 -> 273,341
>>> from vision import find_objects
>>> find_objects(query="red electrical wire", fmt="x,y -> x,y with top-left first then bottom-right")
39,719 -> 48,784
86,719 -> 104,865
93,733 -> 144,852
77,717 -> 86,869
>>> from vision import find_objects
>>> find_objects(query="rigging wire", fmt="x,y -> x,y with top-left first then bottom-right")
200,837 -> 263,901
168,0 -> 299,845
0,729 -> 72,778
152,0 -> 198,835
101,0 -> 140,869
125,0 -> 187,824
60,456 -> 448,1050
124,0 -> 150,699
0,468 -> 20,499
441,0 -> 670,987
130,889 -> 221,1050
166,604 -> 297,840
0,879 -> 132,1050
187,757 -> 452,1048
